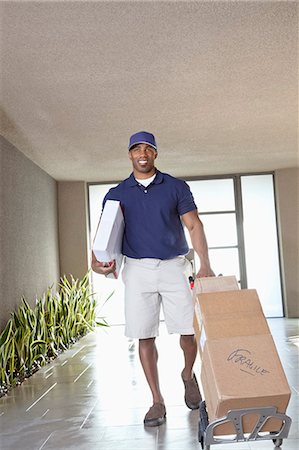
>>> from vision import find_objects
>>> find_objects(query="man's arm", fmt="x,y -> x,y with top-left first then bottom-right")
91,251 -> 116,276
181,210 -> 215,278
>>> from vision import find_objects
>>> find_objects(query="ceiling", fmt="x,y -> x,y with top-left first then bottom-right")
1,1 -> 298,182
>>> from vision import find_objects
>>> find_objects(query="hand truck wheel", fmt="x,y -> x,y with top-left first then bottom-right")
198,401 -> 209,449
273,438 -> 283,447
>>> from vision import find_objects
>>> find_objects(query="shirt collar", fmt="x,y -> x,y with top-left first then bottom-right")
126,169 -> 164,187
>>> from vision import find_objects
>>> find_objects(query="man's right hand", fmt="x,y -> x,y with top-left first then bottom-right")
91,251 -> 116,275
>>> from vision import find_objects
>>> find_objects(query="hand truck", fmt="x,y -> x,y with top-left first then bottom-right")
198,400 -> 292,449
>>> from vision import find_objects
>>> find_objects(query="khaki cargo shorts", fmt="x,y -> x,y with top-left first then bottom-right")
122,256 -> 195,339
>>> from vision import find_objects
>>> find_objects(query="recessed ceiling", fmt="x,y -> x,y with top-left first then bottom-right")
1,0 -> 298,182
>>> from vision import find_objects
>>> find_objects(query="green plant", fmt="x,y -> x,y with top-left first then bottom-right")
0,272 -> 110,397
0,319 -> 14,391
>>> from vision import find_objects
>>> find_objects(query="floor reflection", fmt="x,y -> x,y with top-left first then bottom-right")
0,319 -> 298,450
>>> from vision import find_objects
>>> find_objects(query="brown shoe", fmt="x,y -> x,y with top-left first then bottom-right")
144,403 -> 166,427
182,372 -> 202,410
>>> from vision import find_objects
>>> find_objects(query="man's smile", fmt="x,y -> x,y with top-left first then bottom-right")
138,160 -> 148,166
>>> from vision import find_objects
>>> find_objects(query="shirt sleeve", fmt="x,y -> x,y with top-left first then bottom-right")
102,186 -> 120,209
177,181 -> 197,216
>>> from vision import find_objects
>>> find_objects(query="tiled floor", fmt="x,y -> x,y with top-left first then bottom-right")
0,318 -> 298,450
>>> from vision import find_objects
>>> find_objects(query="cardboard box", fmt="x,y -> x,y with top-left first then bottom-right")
194,276 -> 239,295
201,334 -> 291,435
92,200 -> 124,279
195,289 -> 267,356
196,289 -> 291,435
193,276 -> 239,349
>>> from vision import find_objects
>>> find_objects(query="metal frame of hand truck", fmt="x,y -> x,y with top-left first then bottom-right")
198,401 -> 292,450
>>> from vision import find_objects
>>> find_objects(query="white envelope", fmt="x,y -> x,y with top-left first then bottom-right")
93,200 -> 124,279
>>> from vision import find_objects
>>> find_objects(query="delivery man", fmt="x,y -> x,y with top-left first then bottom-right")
92,131 -> 215,426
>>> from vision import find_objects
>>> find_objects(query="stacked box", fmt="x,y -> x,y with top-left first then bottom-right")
193,276 -> 239,356
194,276 -> 239,295
195,289 -> 291,435
196,289 -> 267,355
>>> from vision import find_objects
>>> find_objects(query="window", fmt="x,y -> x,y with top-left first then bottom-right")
241,175 -> 283,317
187,178 -> 240,282
186,174 -> 283,317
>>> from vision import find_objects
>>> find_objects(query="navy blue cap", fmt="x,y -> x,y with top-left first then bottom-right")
128,131 -> 157,151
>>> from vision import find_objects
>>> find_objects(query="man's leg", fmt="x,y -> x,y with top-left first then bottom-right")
139,338 -> 164,404
139,338 -> 166,426
180,334 -> 201,409
180,334 -> 197,380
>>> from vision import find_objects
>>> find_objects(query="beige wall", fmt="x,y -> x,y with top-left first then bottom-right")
57,181 -> 90,280
0,137 -> 60,330
275,168 -> 299,318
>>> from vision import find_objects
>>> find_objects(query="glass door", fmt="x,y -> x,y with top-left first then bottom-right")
186,175 -> 283,317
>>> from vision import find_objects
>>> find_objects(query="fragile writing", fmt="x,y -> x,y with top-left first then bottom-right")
227,348 -> 270,376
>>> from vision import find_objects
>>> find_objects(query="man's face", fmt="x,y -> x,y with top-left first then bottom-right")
128,143 -> 157,177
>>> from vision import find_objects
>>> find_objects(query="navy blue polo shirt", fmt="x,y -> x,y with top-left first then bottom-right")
103,170 -> 197,260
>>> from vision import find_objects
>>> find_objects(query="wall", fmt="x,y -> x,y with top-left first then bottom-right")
57,181 -> 90,280
0,137 -> 60,330
275,167 -> 299,318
